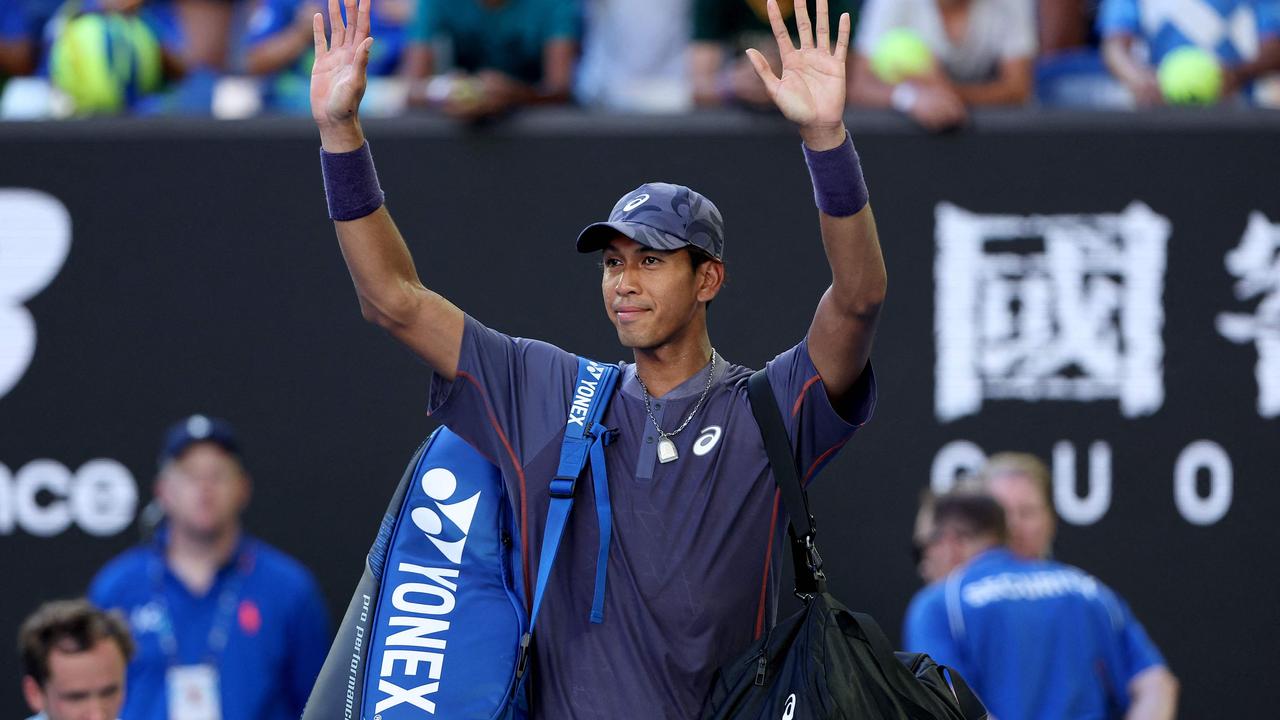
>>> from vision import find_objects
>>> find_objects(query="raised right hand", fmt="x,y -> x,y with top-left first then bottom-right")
311,0 -> 373,140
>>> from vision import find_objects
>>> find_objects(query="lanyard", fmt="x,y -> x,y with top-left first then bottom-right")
149,544 -> 253,666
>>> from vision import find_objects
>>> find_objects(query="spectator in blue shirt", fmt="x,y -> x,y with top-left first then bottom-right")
905,490 -> 1179,720
1,0 -> 36,79
19,598 -> 135,720
1099,0 -> 1280,104
89,415 -> 330,720
245,0 -> 410,111
401,0 -> 578,119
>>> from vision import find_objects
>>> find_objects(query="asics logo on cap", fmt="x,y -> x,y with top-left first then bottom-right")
410,467 -> 481,564
622,194 -> 650,212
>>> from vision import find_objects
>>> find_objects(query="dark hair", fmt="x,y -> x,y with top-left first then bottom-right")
18,599 -> 134,686
688,248 -> 722,311
933,491 -> 1008,544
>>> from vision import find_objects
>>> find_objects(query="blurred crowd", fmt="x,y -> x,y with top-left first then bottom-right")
0,0 -> 1277,126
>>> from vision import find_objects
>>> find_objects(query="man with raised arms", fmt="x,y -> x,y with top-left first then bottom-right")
310,0 -> 885,714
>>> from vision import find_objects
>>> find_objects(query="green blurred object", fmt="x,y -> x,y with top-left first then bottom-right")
1158,46 -> 1223,105
50,12 -> 162,114
871,28 -> 933,85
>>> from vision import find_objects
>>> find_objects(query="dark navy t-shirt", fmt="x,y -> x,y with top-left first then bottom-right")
428,315 -> 876,718
904,548 -> 1167,720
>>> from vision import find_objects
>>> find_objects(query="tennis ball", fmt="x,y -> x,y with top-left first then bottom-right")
871,29 -> 933,85
1158,46 -> 1222,105
50,13 -> 162,115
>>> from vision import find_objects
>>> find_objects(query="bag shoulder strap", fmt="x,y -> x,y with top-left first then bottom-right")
747,369 -> 825,596
521,357 -> 619,676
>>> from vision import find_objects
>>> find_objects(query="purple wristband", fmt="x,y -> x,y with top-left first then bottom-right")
802,131 -> 868,217
320,141 -> 385,221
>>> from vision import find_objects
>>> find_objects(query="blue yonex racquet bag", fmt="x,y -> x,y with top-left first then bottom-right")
303,358 -> 619,720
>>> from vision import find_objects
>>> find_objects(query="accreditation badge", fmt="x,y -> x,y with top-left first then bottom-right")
167,664 -> 222,720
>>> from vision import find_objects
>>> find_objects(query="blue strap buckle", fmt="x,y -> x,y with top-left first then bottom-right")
549,477 -> 576,498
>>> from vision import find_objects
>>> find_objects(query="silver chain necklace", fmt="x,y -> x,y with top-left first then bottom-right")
636,348 -> 718,464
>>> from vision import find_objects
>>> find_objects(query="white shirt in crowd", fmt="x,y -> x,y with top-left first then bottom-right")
855,0 -> 1038,84
575,0 -> 694,112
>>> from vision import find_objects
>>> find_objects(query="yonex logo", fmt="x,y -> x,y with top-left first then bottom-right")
782,693 -> 796,719
623,194 -> 650,212
410,467 -> 481,564
568,361 -> 606,427
693,426 -> 722,456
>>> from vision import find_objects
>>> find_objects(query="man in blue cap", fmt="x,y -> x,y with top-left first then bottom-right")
89,415 -> 330,720
310,0 -> 883,714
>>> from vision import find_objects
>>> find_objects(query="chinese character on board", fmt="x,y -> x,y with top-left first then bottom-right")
1217,212 -> 1280,419
934,202 -> 1170,423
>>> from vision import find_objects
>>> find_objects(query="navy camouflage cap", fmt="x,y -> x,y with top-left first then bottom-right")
576,182 -> 725,260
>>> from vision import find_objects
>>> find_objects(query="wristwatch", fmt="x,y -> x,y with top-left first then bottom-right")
891,82 -> 920,113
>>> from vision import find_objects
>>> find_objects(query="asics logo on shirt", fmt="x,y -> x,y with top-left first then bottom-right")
410,468 -> 481,565
782,693 -> 796,719
693,426 -> 723,456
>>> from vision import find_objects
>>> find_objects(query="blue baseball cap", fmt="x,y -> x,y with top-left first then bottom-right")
158,414 -> 241,467
576,182 -> 725,260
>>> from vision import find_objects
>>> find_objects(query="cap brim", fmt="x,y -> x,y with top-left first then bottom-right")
575,221 -> 691,254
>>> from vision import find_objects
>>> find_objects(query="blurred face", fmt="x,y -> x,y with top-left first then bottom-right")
158,443 -> 249,539
987,472 -> 1055,559
23,640 -> 127,720
601,238 -> 721,351
913,508 -> 966,583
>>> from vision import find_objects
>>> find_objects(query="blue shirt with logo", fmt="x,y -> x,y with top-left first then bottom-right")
427,315 -> 876,719
904,548 -> 1167,720
1098,0 -> 1280,65
88,533 -> 330,720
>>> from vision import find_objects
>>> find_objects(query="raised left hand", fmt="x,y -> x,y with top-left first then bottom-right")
745,0 -> 850,139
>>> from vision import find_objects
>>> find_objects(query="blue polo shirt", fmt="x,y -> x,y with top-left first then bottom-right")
89,533 -> 330,720
904,548 -> 1167,720
428,314 -> 876,718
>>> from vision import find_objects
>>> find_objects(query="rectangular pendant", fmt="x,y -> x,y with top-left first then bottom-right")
657,437 -> 678,464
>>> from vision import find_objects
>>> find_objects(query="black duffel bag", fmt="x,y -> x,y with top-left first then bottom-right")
700,371 -> 988,720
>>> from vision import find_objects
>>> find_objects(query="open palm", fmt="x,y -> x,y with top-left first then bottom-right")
746,0 -> 850,129
311,0 -> 373,127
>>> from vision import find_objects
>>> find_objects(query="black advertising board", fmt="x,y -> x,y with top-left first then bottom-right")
0,110 -> 1275,716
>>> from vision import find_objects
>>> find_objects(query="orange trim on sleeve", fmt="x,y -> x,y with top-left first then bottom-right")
802,437 -> 849,488
792,375 -> 822,418
457,371 -> 533,611
754,489 -> 782,640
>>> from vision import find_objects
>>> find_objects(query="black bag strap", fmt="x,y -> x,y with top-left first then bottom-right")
749,370 -> 987,720
747,369 -> 826,597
